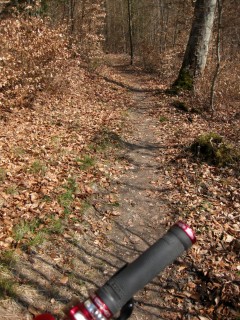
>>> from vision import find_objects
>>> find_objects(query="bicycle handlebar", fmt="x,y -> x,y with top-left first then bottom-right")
97,221 -> 195,314
35,221 -> 196,320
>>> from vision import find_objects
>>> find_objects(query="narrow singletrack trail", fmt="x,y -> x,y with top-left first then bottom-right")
1,56 -> 239,320
103,95 -> 175,319
92,66 -> 189,320
0,66 -> 193,320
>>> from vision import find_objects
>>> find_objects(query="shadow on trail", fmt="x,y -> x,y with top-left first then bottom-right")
103,131 -> 179,153
117,181 -> 174,194
100,74 -> 164,94
1,80 -> 202,319
4,220 -> 200,320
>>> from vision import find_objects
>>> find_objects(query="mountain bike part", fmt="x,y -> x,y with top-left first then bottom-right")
35,221 -> 196,320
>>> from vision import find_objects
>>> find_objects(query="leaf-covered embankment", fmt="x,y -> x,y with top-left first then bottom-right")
0,16 -> 128,248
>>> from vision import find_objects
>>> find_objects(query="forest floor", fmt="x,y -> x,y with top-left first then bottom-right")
0,55 -> 239,320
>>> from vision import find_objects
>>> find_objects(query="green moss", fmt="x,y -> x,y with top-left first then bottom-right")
172,68 -> 194,92
191,132 -> 240,167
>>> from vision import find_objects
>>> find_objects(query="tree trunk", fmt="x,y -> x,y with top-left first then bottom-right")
127,0 -> 134,65
173,0 -> 217,91
209,0 -> 223,114
69,0 -> 76,34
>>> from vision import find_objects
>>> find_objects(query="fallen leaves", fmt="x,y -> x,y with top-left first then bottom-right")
59,276 -> 69,285
0,20 -> 129,251
141,94 -> 240,319
0,22 -> 239,319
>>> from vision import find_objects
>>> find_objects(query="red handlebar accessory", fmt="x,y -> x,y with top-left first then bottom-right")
34,314 -> 56,320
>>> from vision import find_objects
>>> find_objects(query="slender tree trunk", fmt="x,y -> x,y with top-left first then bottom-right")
79,0 -> 86,45
163,4 -> 169,52
120,0 -> 127,53
210,0 -> 223,113
68,0 -> 77,34
127,0 -> 133,65
173,0 -> 217,91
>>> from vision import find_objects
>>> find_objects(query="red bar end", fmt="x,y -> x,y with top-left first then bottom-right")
34,314 -> 56,320
176,221 -> 196,244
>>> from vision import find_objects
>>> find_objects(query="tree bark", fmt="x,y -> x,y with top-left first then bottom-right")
127,0 -> 134,65
69,0 -> 76,34
173,0 -> 217,91
210,0 -> 223,113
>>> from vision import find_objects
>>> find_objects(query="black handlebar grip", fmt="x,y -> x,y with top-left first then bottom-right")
96,222 -> 196,315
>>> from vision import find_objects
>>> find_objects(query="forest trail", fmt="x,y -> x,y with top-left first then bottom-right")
1,61 -> 239,320
1,0 -> 239,317
94,67 -> 183,319
0,65 -> 187,320
102,65 -> 173,245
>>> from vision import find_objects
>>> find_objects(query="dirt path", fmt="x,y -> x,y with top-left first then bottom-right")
103,90 -> 177,320
89,69 -> 189,320
0,67 -> 197,320
1,57 -> 239,320
109,91 -> 171,241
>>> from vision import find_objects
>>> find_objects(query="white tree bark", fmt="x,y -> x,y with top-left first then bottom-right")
181,0 -> 217,76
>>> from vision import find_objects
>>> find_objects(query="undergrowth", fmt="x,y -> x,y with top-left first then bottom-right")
190,132 -> 240,167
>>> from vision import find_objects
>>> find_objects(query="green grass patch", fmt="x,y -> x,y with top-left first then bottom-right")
13,222 -> 32,242
58,177 -> 78,215
28,231 -> 46,247
159,116 -> 168,122
0,250 -> 16,269
47,217 -> 64,234
50,135 -> 62,147
0,251 -> 17,299
58,190 -> 74,214
63,177 -> 77,193
12,218 -> 42,242
12,215 -> 66,248
12,147 -> 26,157
0,168 -> 7,183
5,184 -> 19,195
0,276 -> 16,299
76,155 -> 95,170
41,195 -> 52,203
29,160 -> 47,175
